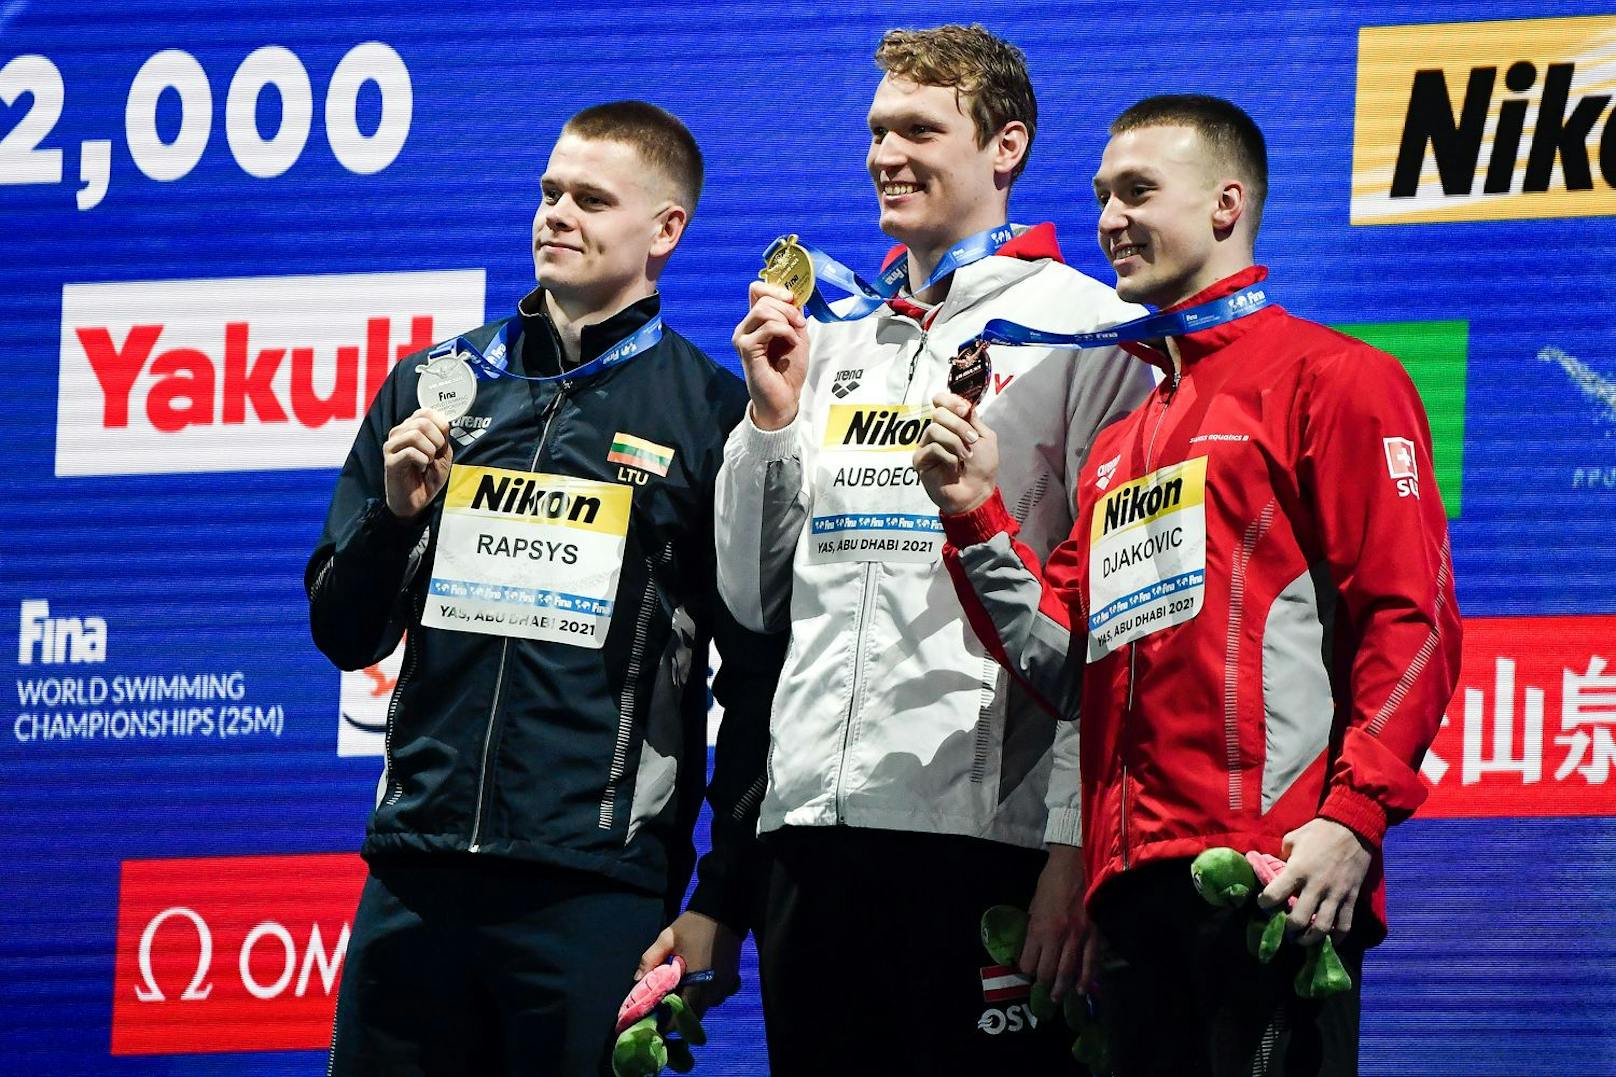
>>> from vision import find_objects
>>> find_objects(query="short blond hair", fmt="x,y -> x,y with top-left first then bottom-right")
563,100 -> 704,213
875,24 -> 1037,182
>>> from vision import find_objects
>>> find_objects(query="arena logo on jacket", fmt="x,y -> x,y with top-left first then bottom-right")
450,414 -> 492,449
55,270 -> 484,476
1352,15 -> 1616,226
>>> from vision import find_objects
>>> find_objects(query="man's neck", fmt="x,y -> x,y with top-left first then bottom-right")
543,281 -> 655,365
1154,254 -> 1256,312
1157,255 -> 1257,380
901,211 -> 1009,307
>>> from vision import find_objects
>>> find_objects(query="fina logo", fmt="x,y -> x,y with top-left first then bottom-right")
18,599 -> 107,666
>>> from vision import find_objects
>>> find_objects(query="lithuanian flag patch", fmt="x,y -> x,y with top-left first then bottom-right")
607,432 -> 675,477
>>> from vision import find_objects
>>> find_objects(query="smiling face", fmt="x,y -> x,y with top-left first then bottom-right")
866,75 -> 1016,261
532,132 -> 683,309
1093,124 -> 1249,308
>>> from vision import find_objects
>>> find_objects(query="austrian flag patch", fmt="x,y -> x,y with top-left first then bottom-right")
608,432 -> 675,477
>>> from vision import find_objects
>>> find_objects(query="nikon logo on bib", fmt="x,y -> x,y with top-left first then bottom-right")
827,404 -> 929,449
1087,457 -> 1207,661
422,465 -> 631,648
809,403 -> 942,564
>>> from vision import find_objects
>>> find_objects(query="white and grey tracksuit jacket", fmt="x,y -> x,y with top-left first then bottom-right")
715,233 -> 1154,850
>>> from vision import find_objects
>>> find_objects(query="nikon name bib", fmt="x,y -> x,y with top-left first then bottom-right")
1087,456 -> 1207,661
422,465 -> 631,648
808,403 -> 942,564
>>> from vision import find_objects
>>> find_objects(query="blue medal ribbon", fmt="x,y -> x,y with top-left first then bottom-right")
428,308 -> 664,384
792,224 -> 1018,323
977,283 -> 1271,350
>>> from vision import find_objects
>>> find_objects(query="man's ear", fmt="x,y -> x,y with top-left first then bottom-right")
650,204 -> 688,259
1211,180 -> 1247,235
993,121 -> 1030,185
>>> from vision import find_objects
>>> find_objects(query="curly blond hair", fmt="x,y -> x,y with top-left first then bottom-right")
875,25 -> 1036,181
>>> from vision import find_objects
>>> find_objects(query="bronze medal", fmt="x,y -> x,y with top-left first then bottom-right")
949,338 -> 992,407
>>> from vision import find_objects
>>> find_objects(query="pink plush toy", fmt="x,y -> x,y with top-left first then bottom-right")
617,956 -> 688,1034
612,956 -> 709,1077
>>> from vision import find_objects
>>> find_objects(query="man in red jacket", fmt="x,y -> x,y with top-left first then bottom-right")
912,94 -> 1462,1075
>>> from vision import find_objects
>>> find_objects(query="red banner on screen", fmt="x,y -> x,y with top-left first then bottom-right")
111,853 -> 367,1056
1419,615 -> 1616,817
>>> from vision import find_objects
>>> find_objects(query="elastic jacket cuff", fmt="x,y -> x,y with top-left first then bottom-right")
941,489 -> 1015,548
1044,807 -> 1082,847
1319,785 -> 1389,849
742,404 -> 802,462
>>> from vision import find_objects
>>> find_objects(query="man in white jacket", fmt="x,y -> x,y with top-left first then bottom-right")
648,25 -> 1152,1074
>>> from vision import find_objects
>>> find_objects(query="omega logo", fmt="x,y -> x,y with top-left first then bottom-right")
134,905 -> 350,1002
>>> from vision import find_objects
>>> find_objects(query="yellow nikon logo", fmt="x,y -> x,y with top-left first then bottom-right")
446,466 -> 631,535
1352,16 -> 1616,225
823,404 -> 930,452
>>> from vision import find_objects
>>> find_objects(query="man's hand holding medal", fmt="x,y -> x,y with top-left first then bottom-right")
914,337 -> 999,517
733,234 -> 814,431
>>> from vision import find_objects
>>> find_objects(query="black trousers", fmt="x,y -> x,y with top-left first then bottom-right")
1091,859 -> 1363,1077
757,826 -> 1088,1077
329,855 -> 662,1077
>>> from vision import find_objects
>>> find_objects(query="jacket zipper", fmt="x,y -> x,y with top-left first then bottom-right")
1120,361 -> 1182,869
468,383 -> 570,852
831,324 -> 933,820
904,328 -> 930,397
831,323 -> 931,821
835,560 -> 881,823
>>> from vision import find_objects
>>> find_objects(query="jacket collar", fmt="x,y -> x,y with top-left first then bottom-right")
515,287 -> 662,378
880,222 -> 1065,324
1121,264 -> 1279,373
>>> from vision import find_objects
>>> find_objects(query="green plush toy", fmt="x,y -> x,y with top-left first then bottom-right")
980,905 -> 1111,1071
1188,847 -> 1353,998
611,958 -> 708,1077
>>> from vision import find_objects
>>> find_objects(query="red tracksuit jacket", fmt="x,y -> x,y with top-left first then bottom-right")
940,266 -> 1462,941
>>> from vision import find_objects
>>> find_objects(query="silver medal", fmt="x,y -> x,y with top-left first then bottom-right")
416,355 -> 478,422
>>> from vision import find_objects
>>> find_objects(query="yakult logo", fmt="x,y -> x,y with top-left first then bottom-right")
57,270 -> 485,476
111,853 -> 368,1055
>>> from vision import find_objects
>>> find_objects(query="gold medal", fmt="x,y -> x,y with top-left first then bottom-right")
759,234 -> 816,308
